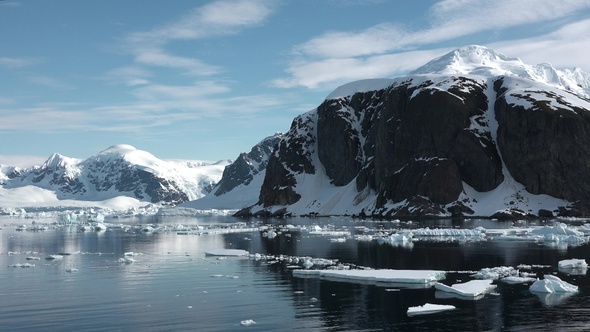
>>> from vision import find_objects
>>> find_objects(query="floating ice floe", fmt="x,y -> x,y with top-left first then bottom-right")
66,268 -> 78,273
293,269 -> 446,286
26,256 -> 41,261
205,249 -> 249,257
557,258 -> 588,275
407,303 -> 456,316
529,275 -> 578,293
240,319 -> 256,326
435,279 -> 497,299
498,276 -> 537,284
45,255 -> 64,260
409,227 -> 486,238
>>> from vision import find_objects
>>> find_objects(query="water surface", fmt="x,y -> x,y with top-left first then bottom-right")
1,216 -> 589,331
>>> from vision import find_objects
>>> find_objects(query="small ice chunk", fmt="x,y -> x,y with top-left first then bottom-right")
529,275 -> 578,293
26,256 -> 41,261
407,303 -> 456,316
66,268 -> 78,273
435,279 -> 497,298
240,319 -> 256,326
45,255 -> 64,260
118,257 -> 135,264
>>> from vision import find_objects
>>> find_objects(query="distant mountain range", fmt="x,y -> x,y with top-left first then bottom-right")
0,144 -> 229,207
189,45 -> 590,219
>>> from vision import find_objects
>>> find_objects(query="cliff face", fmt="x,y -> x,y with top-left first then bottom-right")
494,77 -> 590,210
239,72 -> 590,218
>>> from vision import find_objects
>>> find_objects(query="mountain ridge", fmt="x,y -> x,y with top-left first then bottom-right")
1,144 -> 229,206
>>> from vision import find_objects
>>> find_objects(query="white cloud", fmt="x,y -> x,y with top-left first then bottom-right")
132,47 -> 219,76
103,66 -> 152,86
490,19 -> 590,70
127,0 -> 273,45
276,0 -> 590,90
274,50 -> 444,90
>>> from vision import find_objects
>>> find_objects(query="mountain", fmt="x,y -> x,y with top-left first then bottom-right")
198,45 -> 590,218
182,133 -> 283,210
2,144 -> 229,206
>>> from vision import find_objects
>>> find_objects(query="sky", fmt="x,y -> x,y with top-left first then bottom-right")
1,0 -> 590,167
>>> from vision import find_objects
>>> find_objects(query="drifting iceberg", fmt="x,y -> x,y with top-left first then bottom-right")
529,275 -> 578,293
407,303 -> 456,316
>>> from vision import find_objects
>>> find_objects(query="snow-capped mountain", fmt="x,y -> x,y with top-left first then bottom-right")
2,144 -> 230,206
199,45 -> 590,218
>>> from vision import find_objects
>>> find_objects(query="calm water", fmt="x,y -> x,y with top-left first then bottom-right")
1,215 -> 589,331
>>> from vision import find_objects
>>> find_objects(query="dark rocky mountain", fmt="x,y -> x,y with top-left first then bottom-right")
3,144 -> 227,205
181,133 -> 283,210
212,133 -> 283,196
226,46 -> 590,219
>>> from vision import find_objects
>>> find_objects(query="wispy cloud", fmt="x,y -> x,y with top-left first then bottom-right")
27,75 -> 74,90
274,0 -> 590,89
0,83 -> 294,133
0,56 -> 41,69
103,66 -> 151,86
490,19 -> 590,69
126,0 -> 273,45
121,0 -> 274,77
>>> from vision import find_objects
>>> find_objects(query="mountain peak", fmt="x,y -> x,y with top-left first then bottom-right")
411,45 -> 590,97
411,45 -> 525,76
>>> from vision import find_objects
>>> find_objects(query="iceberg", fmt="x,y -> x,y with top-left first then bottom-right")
435,279 -> 497,299
407,303 -> 456,316
293,269 -> 446,285
558,258 -> 588,269
529,275 -> 578,293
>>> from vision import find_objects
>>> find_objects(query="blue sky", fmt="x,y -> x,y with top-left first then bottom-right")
1,0 -> 590,166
